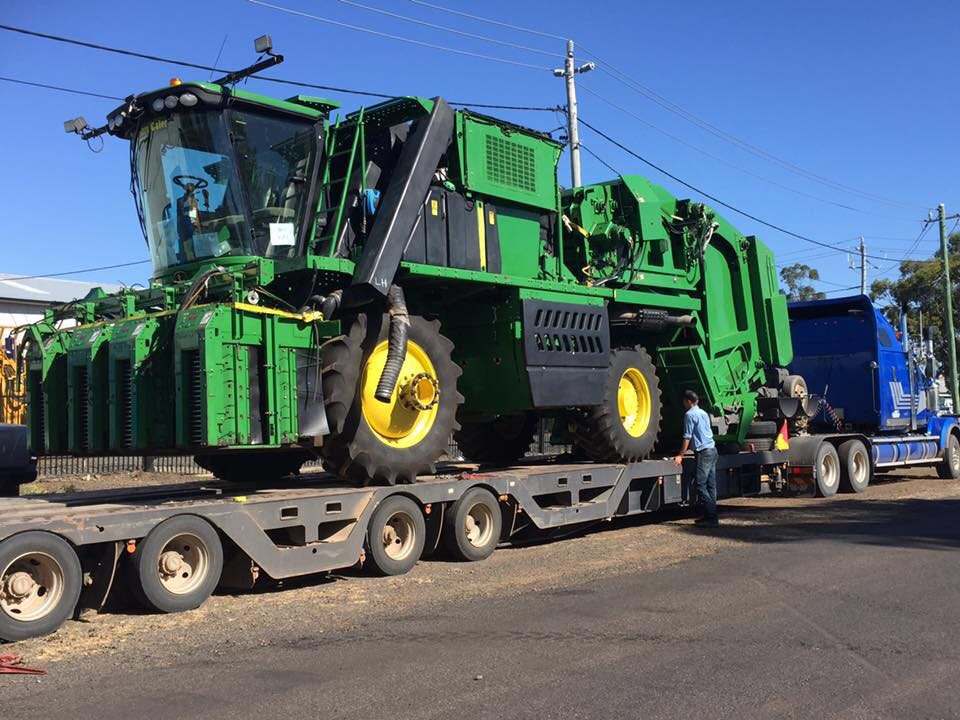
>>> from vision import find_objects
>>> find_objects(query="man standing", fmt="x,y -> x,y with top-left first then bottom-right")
673,390 -> 719,527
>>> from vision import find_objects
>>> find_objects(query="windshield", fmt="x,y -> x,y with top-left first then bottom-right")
134,108 -> 318,272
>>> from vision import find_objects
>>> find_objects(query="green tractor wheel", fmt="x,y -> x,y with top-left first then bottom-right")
321,313 -> 463,485
574,347 -> 662,463
455,413 -> 538,466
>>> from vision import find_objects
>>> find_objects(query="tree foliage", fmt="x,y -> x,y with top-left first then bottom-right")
779,263 -> 826,301
870,231 -> 960,360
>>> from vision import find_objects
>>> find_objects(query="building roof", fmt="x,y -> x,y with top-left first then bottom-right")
0,274 -> 125,305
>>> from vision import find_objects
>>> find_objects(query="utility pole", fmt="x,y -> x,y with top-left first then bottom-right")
938,203 -> 960,412
553,40 -> 594,188
858,235 -> 867,294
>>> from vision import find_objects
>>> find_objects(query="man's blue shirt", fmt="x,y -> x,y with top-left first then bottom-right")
683,405 -> 715,452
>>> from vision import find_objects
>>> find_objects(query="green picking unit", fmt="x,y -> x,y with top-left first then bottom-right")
26,44 -> 798,485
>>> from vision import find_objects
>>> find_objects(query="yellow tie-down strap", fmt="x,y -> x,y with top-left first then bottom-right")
232,303 -> 324,324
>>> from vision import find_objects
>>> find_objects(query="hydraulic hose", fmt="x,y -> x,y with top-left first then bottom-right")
375,285 -> 409,403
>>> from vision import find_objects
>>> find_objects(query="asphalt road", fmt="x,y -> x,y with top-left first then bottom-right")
3,473 -> 960,720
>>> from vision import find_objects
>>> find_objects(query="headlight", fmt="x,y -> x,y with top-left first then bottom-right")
164,95 -> 178,109
151,98 -> 165,112
179,92 -> 198,107
113,114 -> 124,128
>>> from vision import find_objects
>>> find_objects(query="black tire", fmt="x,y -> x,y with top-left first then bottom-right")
455,413 -> 537,465
574,347 -> 662,462
195,451 -> 308,483
937,432 -> 960,479
321,313 -> 463,485
133,515 -> 224,614
814,442 -> 841,497
443,487 -> 502,562
746,437 -> 775,451
0,531 -> 82,642
782,374 -> 808,398
838,439 -> 870,493
365,495 -> 426,576
747,420 -> 778,438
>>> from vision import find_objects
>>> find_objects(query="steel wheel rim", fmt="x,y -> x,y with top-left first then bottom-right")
821,452 -> 839,490
617,367 -> 651,438
382,512 -> 417,561
951,439 -> 959,471
157,533 -> 209,595
464,501 -> 495,548
852,449 -> 869,485
0,551 -> 65,622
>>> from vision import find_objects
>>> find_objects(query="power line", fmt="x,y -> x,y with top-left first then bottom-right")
0,76 -> 122,101
579,117 -> 903,262
336,0 -> 556,57
407,0 -> 567,41
579,142 -> 621,177
0,24 -> 558,111
578,84 -> 913,222
246,1 -> 552,71
0,260 -> 150,282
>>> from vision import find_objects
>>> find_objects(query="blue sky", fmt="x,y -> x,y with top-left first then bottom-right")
1,0 -> 956,292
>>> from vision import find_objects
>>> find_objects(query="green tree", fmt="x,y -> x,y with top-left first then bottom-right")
779,263 -> 826,301
870,230 -> 960,361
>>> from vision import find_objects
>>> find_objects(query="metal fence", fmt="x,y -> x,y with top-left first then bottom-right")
37,455 -> 205,478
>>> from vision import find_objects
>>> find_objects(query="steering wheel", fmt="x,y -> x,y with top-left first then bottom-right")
172,174 -> 209,191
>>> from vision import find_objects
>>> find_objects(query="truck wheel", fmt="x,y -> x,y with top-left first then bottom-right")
455,413 -> 537,465
0,531 -> 82,642
365,495 -> 426,576
814,442 -> 841,497
574,347 -> 661,462
443,488 -> 502,562
782,374 -> 808,398
937,433 -> 960,479
838,439 -> 870,493
133,515 -> 224,613
321,314 -> 463,485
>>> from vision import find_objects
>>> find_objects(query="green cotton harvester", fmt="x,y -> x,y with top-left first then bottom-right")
26,40 -> 802,485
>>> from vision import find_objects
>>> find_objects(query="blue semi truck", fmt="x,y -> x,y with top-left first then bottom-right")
786,294 -> 960,496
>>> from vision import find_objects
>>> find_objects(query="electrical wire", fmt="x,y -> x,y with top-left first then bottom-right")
579,117 -> 905,262
578,84 -> 914,222
408,0 -> 567,41
579,142 -> 621,177
246,0 -> 552,71
0,23 -> 557,110
0,260 -> 150,282
0,76 -> 121,101
335,0 -> 556,57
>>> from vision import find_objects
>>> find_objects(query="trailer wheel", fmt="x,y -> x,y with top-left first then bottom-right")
321,313 -> 463,485
444,488 -> 502,562
814,442 -> 841,497
574,347 -> 661,462
133,515 -> 224,614
937,432 -> 960,479
0,531 -> 82,642
455,413 -> 537,465
365,495 -> 426,576
838,439 -> 870,493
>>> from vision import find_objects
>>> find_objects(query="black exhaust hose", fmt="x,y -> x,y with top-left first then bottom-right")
375,285 -> 410,403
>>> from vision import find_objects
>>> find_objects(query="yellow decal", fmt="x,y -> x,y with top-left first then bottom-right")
488,209 -> 496,225
476,202 -> 487,271
430,199 -> 439,216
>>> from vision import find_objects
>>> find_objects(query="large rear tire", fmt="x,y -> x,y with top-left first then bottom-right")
814,442 -> 841,497
838,439 -> 870,493
455,413 -> 537,465
574,347 -> 661,462
321,314 -> 463,485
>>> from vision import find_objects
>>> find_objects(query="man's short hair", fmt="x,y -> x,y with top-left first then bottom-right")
683,389 -> 699,404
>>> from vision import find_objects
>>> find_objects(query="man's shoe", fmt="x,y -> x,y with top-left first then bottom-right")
694,516 -> 720,528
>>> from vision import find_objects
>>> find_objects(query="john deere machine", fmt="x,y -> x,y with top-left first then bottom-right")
25,39 -> 799,486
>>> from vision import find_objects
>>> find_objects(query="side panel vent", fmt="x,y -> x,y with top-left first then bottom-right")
183,350 -> 205,446
485,135 -> 536,193
117,359 -> 134,449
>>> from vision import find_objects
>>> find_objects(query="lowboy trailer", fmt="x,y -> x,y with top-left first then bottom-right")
0,451 -> 787,643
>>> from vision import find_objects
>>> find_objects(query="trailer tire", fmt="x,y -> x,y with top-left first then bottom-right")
838,439 -> 870,493
455,413 -> 537,465
747,420 -> 778,438
574,347 -> 661,462
443,487 -> 502,562
133,515 -> 224,614
937,432 -> 960,479
814,442 -> 841,497
365,495 -> 426,576
0,531 -> 82,642
321,313 -> 463,485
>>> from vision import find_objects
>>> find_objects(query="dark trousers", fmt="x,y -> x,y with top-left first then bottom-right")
694,447 -> 719,519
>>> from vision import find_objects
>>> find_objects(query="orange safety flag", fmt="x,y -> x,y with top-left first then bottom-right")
775,420 -> 790,451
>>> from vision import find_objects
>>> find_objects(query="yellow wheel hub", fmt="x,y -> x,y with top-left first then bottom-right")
361,340 -> 440,448
617,367 -> 652,438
